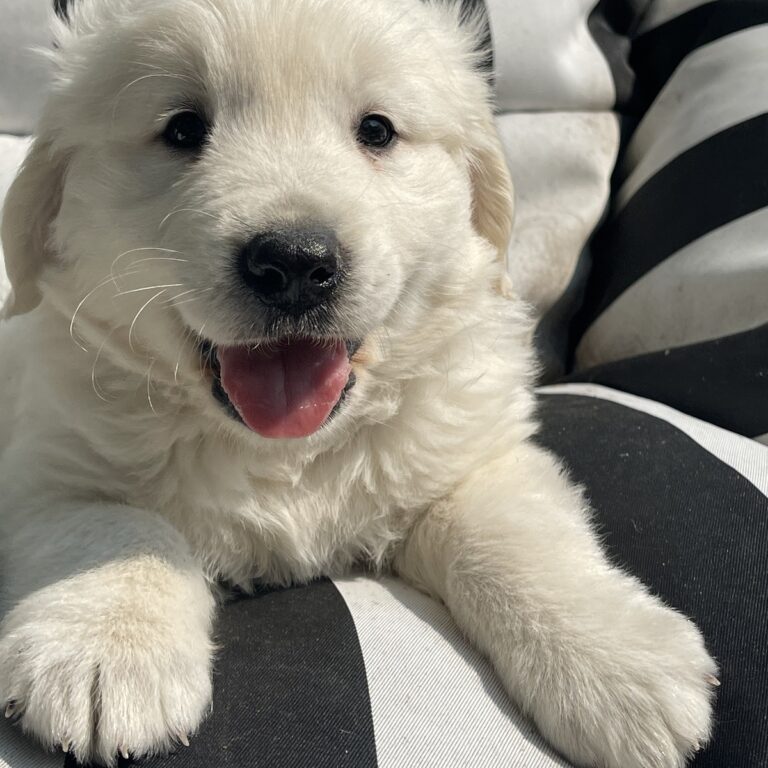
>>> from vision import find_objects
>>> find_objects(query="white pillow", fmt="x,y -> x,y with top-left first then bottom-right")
0,134 -> 32,306
0,0 -> 53,136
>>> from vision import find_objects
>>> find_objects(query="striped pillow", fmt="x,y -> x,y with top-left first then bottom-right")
4,388 -> 754,768
483,0 -> 626,378
570,0 -> 768,444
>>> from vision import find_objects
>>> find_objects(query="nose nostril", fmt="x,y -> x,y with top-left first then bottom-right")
251,265 -> 287,296
240,228 -> 342,310
309,266 -> 336,286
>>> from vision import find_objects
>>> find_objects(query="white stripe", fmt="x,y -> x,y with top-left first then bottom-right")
496,111 -> 619,313
485,0 -> 615,112
0,721 -> 62,768
619,25 -> 768,208
756,433 -> 768,446
537,384 -> 768,497
638,0 -> 711,33
334,576 -> 569,768
576,208 -> 768,368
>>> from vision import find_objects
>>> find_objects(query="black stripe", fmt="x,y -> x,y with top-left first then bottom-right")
631,1 -> 768,114
568,323 -> 768,438
575,113 -> 768,333
77,580 -> 378,768
587,0 -> 653,109
535,392 -> 768,767
535,244 -> 592,383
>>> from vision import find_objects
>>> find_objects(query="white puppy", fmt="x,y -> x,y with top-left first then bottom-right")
0,0 -> 717,765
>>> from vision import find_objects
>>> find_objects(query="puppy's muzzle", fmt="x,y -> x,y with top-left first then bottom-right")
239,228 -> 342,315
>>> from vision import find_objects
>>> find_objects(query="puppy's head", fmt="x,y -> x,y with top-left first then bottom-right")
1,0 -> 513,440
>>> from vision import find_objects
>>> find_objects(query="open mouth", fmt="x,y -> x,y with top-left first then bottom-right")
200,337 -> 360,439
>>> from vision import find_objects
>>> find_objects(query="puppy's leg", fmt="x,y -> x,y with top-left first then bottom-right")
395,443 -> 717,768
0,502 -> 214,766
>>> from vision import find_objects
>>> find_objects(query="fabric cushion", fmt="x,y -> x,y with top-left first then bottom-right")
535,385 -> 768,768
0,0 -> 52,136
486,0 -> 617,112
483,0 -> 636,378
3,387 -> 764,768
0,135 -> 32,307
497,112 -> 618,327
570,3 -> 768,443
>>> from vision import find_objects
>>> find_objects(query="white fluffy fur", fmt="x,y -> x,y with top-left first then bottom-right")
0,0 -> 716,765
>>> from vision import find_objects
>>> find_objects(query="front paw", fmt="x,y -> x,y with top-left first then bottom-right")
0,559 -> 214,765
530,604 -> 718,768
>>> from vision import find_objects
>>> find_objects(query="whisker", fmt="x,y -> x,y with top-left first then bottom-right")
161,287 -> 201,305
90,329 -> 117,403
70,269 -> 144,352
167,296 -> 203,310
112,72 -> 195,122
173,326 -> 194,385
145,357 -> 159,416
129,290 -> 167,354
114,283 -> 184,299
159,208 -> 220,230
123,256 -> 189,269
165,288 -> 214,309
110,247 -> 183,282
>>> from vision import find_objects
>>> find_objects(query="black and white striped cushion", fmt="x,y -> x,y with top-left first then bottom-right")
4,388 -> 763,768
571,2 -> 768,443
536,385 -> 768,768
484,0 -> 634,379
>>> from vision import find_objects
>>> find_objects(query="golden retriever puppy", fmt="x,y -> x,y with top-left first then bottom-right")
0,0 -> 717,765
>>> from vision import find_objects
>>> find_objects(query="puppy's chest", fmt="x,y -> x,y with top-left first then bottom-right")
137,438 -> 426,586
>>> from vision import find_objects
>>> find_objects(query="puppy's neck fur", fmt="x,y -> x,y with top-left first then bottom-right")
0,269 -> 534,586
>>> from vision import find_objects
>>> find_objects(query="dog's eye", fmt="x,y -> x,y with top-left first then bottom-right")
357,114 -> 396,149
162,111 -> 209,152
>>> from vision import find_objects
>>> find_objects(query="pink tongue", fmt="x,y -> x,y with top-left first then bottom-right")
217,339 -> 351,438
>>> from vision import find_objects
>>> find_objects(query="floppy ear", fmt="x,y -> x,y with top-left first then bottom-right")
466,116 -> 515,295
1,138 -> 68,318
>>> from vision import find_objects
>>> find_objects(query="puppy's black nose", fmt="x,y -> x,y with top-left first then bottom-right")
240,228 -> 341,312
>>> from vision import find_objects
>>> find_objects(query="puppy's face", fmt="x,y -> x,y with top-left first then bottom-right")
2,0 -> 512,440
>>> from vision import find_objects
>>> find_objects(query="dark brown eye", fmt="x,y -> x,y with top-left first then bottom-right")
162,111 -> 209,152
357,114 -> 396,149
